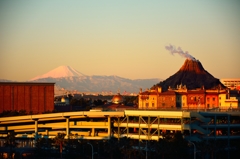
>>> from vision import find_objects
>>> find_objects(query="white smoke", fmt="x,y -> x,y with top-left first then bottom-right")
165,44 -> 196,61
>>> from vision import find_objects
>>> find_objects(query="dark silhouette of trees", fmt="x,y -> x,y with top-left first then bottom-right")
4,131 -> 18,159
124,96 -> 138,106
70,97 -> 90,106
93,99 -> 105,106
22,132 -> 240,159
34,138 -> 54,159
54,133 -> 66,159
0,110 -> 27,117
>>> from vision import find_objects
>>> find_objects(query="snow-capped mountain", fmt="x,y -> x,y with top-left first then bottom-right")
31,65 -> 85,80
30,76 -> 161,94
28,66 -> 162,93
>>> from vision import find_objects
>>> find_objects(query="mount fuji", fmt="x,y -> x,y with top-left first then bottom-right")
29,65 -> 161,93
30,66 -> 86,80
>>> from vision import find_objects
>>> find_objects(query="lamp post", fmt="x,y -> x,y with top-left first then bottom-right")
188,141 -> 196,159
145,140 -> 147,159
87,142 -> 94,159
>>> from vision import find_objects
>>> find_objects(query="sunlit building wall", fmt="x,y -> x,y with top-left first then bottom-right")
0,82 -> 55,113
220,78 -> 240,90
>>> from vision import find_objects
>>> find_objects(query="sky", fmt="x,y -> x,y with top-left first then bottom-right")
0,0 -> 240,81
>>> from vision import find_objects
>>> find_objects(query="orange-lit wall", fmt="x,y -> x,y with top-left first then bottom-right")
0,83 -> 54,114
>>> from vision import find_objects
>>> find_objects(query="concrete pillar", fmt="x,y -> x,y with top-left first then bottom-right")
34,119 -> 39,144
127,115 -> 129,137
92,128 -> 95,137
148,116 -> 150,140
65,117 -> 70,138
108,116 -> 111,137
45,129 -> 49,137
138,116 -> 141,141
118,117 -> 120,140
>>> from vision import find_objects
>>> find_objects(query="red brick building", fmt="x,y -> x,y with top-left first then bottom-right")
187,90 -> 205,109
205,91 -> 219,109
158,90 -> 176,108
0,82 -> 55,114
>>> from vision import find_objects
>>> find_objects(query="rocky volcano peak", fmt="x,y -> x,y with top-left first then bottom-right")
154,59 -> 225,91
179,59 -> 207,74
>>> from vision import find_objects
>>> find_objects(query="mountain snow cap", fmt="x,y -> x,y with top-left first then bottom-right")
30,65 -> 86,80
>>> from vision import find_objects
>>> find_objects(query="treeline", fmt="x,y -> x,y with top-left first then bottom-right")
8,132 -> 192,159
62,96 -> 138,106
28,136 -> 240,159
2,131 -> 240,159
0,109 -> 58,117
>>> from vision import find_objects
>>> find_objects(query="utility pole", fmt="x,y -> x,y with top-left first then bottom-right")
87,142 -> 94,159
146,140 -> 147,159
188,141 -> 196,159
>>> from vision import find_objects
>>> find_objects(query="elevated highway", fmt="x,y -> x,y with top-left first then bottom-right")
0,109 -> 239,147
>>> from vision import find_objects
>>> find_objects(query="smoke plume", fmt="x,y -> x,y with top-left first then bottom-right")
165,44 -> 196,60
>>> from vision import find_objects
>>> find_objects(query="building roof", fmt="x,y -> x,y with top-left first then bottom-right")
0,82 -> 55,85
176,92 -> 187,95
205,92 -> 219,95
140,91 -> 158,95
187,90 -> 205,94
159,90 -> 176,95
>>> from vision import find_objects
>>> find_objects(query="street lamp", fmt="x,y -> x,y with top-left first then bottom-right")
188,140 -> 196,159
87,142 -> 94,159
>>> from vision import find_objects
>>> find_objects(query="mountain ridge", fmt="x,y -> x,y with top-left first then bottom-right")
27,65 -> 161,93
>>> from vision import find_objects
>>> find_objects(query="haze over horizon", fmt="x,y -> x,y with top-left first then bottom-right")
0,0 -> 239,81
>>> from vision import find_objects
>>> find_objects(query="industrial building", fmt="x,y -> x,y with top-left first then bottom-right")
0,82 -> 55,114
220,79 -> 240,90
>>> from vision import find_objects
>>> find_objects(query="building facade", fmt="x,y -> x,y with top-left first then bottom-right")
205,90 -> 219,109
139,86 -> 239,110
0,82 -> 55,113
220,78 -> 240,90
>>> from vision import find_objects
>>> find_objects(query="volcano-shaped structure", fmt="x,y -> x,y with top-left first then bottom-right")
155,59 -> 225,91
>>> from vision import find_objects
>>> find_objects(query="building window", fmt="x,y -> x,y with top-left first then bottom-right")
183,103 -> 185,106
162,103 -> 165,107
207,97 -> 209,102
213,98 -> 215,101
146,103 -> 149,107
219,97 -> 221,100
153,98 -> 154,100
152,103 -> 155,107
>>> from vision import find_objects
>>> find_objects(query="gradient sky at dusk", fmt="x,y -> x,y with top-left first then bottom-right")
0,0 -> 239,81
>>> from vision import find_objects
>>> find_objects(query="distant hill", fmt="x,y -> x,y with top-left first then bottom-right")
154,59 -> 225,91
0,79 -> 15,82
